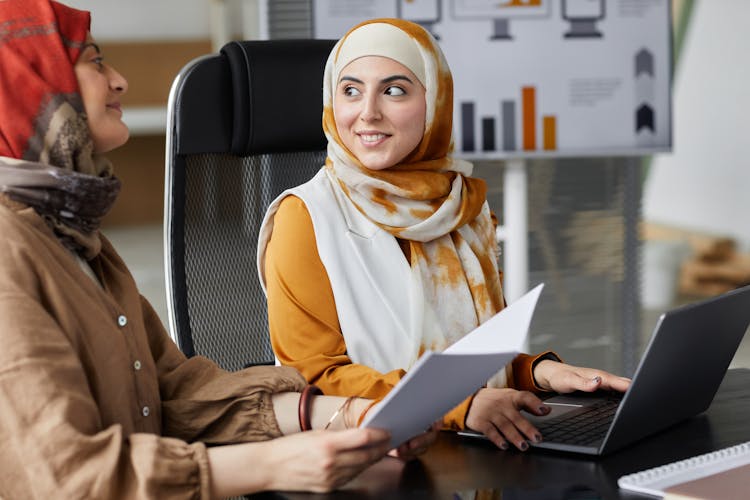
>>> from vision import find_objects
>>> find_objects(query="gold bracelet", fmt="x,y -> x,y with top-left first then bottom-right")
341,396 -> 356,429
356,399 -> 381,427
324,396 -> 355,430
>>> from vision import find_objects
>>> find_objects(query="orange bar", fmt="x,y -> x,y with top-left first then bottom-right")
543,115 -> 556,150
522,86 -> 536,151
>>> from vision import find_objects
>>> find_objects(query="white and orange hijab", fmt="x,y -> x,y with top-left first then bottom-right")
322,19 -> 506,362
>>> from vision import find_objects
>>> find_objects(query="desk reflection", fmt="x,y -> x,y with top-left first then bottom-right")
248,369 -> 748,500
455,484 -> 602,499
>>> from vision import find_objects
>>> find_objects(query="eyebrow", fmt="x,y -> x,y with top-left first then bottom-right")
338,74 -> 415,85
81,42 -> 101,54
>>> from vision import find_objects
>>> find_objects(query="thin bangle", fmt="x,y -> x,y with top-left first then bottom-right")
356,399 -> 380,427
324,396 -> 355,430
298,384 -> 323,432
341,396 -> 356,429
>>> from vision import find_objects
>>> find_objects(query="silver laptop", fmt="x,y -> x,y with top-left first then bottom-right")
460,284 -> 750,456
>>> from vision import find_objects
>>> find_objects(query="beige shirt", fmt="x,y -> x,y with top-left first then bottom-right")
0,196 -> 306,499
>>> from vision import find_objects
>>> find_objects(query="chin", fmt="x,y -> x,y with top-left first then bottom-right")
359,157 -> 396,171
93,126 -> 130,153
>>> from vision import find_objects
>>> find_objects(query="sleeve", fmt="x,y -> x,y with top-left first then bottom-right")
511,351 -> 564,393
444,351 -> 561,431
442,397 -> 475,431
142,295 -> 308,444
264,196 -> 406,400
0,289 -> 211,500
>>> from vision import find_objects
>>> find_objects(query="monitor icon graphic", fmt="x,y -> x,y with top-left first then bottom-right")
451,0 -> 551,41
562,0 -> 605,39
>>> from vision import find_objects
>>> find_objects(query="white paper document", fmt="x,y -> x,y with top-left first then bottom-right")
361,284 -> 545,447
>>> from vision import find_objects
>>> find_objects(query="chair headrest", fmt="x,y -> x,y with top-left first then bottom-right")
221,39 -> 336,156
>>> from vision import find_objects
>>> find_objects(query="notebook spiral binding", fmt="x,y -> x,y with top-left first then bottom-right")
618,441 -> 750,496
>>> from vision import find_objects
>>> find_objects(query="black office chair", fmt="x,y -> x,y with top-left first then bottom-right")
163,39 -> 336,371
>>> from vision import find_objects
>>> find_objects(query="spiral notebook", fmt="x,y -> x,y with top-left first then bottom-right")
617,441 -> 750,497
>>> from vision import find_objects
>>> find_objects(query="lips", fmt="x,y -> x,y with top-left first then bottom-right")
357,132 -> 389,144
106,102 -> 122,113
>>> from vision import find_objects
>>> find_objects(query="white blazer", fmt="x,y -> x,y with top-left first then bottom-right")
257,168 -> 441,373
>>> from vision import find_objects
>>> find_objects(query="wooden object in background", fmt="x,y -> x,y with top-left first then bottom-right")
101,40 -> 213,106
103,135 -> 166,227
680,240 -> 750,297
97,40 -> 212,227
641,222 -> 750,298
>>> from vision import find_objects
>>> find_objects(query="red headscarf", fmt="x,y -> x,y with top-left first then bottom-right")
0,0 -> 90,164
0,0 -> 120,258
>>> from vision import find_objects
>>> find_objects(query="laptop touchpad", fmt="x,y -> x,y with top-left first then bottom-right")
521,394 -> 600,423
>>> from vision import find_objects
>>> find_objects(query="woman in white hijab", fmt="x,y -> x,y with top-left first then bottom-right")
259,18 -> 630,451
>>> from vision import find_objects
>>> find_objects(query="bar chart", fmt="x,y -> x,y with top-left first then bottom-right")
461,85 -> 558,154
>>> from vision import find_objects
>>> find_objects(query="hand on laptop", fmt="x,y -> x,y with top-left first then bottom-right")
465,388 -> 551,451
463,365 -> 631,451
533,360 -> 632,394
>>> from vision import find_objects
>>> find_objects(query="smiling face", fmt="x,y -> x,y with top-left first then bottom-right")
333,55 -> 426,171
73,34 -> 129,153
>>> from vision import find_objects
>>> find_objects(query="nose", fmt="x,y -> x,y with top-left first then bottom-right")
360,94 -> 381,122
108,66 -> 128,94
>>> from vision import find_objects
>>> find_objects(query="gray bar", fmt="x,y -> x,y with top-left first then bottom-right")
482,117 -> 496,151
502,100 -> 516,151
461,102 -> 475,152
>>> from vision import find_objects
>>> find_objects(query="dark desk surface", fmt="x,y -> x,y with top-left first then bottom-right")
267,368 -> 750,500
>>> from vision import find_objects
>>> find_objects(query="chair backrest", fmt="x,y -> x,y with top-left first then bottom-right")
164,39 -> 336,371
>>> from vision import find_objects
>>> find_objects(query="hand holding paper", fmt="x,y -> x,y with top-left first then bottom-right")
361,284 -> 545,448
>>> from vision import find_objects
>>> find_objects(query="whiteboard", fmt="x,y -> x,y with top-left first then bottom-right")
312,0 -> 672,159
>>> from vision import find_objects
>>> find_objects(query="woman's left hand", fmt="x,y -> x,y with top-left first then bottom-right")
533,360 -> 631,394
388,421 -> 441,461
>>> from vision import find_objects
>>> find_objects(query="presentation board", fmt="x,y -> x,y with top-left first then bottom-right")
312,0 -> 672,159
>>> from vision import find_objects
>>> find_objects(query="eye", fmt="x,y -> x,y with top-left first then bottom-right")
90,56 -> 104,71
385,86 -> 406,97
342,85 -> 361,97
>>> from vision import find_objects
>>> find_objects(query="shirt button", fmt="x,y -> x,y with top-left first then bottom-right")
117,315 -> 128,327
142,406 -> 150,417
133,360 -> 142,371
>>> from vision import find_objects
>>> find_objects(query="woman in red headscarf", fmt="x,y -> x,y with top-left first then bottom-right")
0,2 -> 436,498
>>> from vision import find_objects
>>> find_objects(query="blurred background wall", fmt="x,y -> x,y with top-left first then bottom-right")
62,0 -> 749,374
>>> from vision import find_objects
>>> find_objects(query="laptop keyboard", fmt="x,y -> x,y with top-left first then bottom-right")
536,397 -> 621,447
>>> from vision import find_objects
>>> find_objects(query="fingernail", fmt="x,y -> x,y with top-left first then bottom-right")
592,376 -> 602,384
499,442 -> 509,450
533,433 -> 542,443
539,405 -> 551,414
519,441 -> 529,451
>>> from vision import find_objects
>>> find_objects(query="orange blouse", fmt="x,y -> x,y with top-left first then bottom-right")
265,195 -> 554,430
